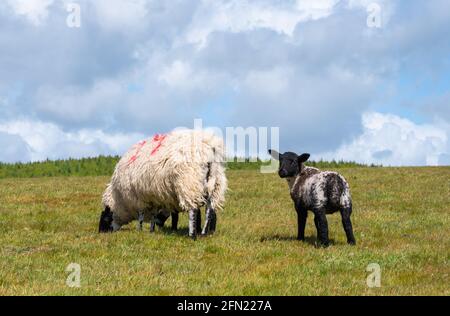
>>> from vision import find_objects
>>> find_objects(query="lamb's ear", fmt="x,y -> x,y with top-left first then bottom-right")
298,153 -> 310,163
268,149 -> 281,160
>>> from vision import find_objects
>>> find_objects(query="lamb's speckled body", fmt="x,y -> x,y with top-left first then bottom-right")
287,167 -> 352,214
269,150 -> 356,247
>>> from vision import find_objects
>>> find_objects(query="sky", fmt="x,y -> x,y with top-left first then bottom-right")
0,0 -> 449,166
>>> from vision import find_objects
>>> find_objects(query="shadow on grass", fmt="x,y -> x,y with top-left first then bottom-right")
159,226 -> 189,237
259,234 -> 336,247
110,224 -> 214,239
158,226 -> 213,239
111,225 -> 189,237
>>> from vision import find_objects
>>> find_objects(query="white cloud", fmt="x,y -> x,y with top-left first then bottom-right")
6,0 -> 54,25
296,0 -> 340,13
1,0 -> 450,166
5,0 -> 150,30
0,132 -> 31,163
318,112 -> 449,166
345,0 -> 397,28
158,60 -> 210,91
184,0 -> 338,46
243,67 -> 291,98
35,80 -> 126,125
1,114 -> 449,166
91,0 -> 149,32
0,120 -> 145,162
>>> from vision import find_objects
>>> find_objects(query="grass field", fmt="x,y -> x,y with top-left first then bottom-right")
0,166 -> 449,295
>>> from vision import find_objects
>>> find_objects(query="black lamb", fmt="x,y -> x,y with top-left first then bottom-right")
269,150 -> 356,247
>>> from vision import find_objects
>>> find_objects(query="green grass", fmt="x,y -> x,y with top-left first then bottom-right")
0,167 -> 449,295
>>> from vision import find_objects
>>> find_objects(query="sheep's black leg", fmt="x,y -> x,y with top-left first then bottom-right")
314,211 -> 329,248
189,209 -> 200,240
202,208 -> 210,236
295,204 -> 308,241
209,208 -> 217,233
171,211 -> 179,231
202,206 -> 216,236
341,207 -> 356,245
196,210 -> 202,234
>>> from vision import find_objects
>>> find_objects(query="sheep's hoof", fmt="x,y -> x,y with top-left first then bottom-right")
201,230 -> 215,237
190,235 -> 197,241
348,240 -> 356,246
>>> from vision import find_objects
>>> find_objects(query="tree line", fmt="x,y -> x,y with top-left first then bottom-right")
0,156 -> 373,179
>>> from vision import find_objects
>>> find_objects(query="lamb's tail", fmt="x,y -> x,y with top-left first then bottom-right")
339,176 -> 352,210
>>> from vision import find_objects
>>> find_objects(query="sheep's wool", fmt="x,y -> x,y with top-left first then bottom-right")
102,129 -> 227,226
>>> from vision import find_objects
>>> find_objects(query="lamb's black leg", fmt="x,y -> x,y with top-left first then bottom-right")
295,203 -> 308,241
314,211 -> 329,248
189,209 -> 200,240
171,211 -> 179,231
314,216 -> 319,233
138,211 -> 144,231
155,211 -> 170,228
341,207 -> 356,245
202,206 -> 217,236
150,221 -> 156,233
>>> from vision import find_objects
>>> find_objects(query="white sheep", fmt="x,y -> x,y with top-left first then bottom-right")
99,129 -> 227,239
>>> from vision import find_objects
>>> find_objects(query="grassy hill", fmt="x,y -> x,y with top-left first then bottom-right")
0,164 -> 448,295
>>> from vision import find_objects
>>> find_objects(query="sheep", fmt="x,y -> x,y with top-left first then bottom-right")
99,129 -> 227,239
269,150 -> 356,247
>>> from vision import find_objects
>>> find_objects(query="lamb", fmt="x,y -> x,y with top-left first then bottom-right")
99,129 -> 227,239
269,150 -> 356,247
100,182 -> 174,232
137,209 -> 178,232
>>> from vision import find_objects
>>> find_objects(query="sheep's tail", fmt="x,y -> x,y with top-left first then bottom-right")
102,182 -> 114,209
204,144 -> 227,211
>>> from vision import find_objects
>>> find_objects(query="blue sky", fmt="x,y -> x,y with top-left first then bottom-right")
0,0 -> 449,166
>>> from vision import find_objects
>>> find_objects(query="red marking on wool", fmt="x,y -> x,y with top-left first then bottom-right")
127,140 -> 147,166
150,134 -> 167,156
126,134 -> 167,166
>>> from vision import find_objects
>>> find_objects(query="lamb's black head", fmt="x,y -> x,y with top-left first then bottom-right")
155,211 -> 171,227
99,206 -> 114,233
269,150 -> 310,178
